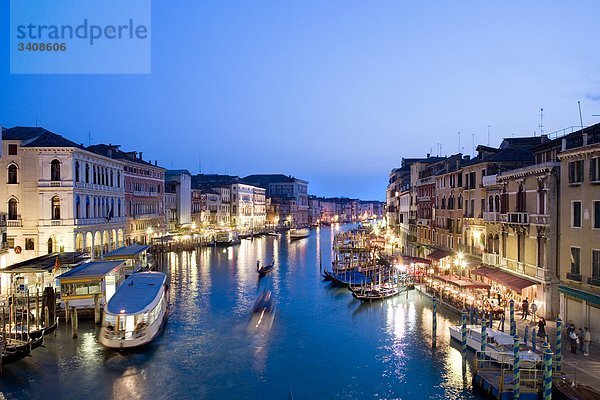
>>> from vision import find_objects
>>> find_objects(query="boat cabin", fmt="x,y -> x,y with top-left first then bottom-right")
102,244 -> 152,275
56,260 -> 125,309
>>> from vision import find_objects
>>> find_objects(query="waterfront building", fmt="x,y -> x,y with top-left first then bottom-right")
1,127 -> 126,264
230,182 -> 266,232
164,192 -> 177,231
165,170 -> 192,229
191,188 -> 203,228
87,144 -> 166,244
0,213 -> 7,270
307,195 -> 321,225
242,174 -> 309,227
266,196 -> 297,228
478,158 -> 560,318
432,154 -> 467,266
554,124 -> 600,332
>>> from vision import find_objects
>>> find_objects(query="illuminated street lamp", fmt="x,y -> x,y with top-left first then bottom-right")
454,252 -> 466,278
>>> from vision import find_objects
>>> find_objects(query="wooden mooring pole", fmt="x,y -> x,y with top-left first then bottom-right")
71,307 -> 78,338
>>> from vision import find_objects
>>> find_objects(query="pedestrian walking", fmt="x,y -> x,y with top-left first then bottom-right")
584,327 -> 592,356
530,301 -> 538,323
537,317 -> 546,341
521,298 -> 529,320
498,312 -> 505,332
578,328 -> 585,353
569,329 -> 578,354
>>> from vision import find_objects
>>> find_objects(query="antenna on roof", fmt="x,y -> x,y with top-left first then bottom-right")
472,133 -> 475,157
458,131 -> 461,153
88,132 -> 91,146
578,101 -> 584,130
487,125 -> 491,146
539,108 -> 544,135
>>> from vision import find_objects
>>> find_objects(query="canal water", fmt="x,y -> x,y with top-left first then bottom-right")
0,225 -> 484,400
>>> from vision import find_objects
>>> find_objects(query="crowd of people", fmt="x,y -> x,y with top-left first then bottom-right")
567,324 -> 592,356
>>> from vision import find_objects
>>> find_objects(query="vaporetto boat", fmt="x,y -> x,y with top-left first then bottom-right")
448,324 -> 541,366
99,272 -> 169,350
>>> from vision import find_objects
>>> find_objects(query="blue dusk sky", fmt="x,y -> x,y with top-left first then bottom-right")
2,1 -> 600,201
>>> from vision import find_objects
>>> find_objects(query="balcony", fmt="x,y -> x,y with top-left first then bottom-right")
529,214 -> 549,226
482,252 -> 500,266
502,258 -> 550,281
587,277 -> 600,287
483,212 -> 500,222
417,196 -> 431,202
566,272 -> 582,282
74,216 -> 126,226
500,212 -> 529,224
417,218 -> 429,225
38,180 -> 68,188
7,219 -> 22,227
133,190 -> 159,197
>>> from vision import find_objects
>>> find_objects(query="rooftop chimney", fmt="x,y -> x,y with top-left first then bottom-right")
154,160 -> 157,166
427,153 -> 430,158
139,152 -> 143,160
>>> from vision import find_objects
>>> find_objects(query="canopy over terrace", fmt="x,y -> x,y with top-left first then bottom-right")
436,274 -> 491,290
471,266 -> 536,294
0,252 -> 88,296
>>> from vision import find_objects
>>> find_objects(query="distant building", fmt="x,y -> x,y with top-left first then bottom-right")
165,170 -> 192,228
242,174 -> 309,227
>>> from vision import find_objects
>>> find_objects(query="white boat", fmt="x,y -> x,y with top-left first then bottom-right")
215,231 -> 241,246
99,272 -> 168,349
289,228 -> 310,240
449,325 -> 541,365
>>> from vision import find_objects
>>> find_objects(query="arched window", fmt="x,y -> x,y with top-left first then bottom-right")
494,195 -> 500,212
85,163 -> 90,183
51,196 -> 61,220
458,194 -> 463,209
7,164 -> 18,184
516,183 -> 526,212
110,170 -> 114,187
51,159 -> 61,181
118,199 -> 122,217
117,171 -> 121,188
75,161 -> 80,182
75,196 -> 81,219
8,198 -> 18,220
85,196 -> 90,218
93,165 -> 97,184
488,196 -> 494,212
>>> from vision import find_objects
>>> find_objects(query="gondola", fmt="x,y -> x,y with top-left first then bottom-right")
1,335 -> 43,365
350,285 -> 403,301
257,261 -> 275,275
28,322 -> 58,340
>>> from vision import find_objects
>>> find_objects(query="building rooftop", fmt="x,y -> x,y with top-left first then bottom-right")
242,174 -> 308,185
2,252 -> 88,273
103,244 -> 151,259
87,144 -> 165,169
106,272 -> 166,315
56,260 -> 124,280
3,126 -> 84,149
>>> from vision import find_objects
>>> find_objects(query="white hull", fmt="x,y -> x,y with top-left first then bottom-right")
99,307 -> 167,349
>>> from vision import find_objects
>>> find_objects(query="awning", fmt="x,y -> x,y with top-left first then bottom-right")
471,266 -> 537,293
435,275 -> 491,289
559,285 -> 600,307
427,249 -> 452,260
398,255 -> 431,265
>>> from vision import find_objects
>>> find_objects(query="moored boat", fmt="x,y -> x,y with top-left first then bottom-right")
351,284 -> 404,301
448,325 -> 541,366
99,272 -> 169,350
215,231 -> 241,246
289,228 -> 310,240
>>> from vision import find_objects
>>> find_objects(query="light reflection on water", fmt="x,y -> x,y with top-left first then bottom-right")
0,224 -> 483,400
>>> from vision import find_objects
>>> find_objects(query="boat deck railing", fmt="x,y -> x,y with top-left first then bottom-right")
474,350 -> 544,394
103,326 -> 147,341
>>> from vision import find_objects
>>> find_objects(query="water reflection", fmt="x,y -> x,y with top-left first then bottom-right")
1,224 -> 483,400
